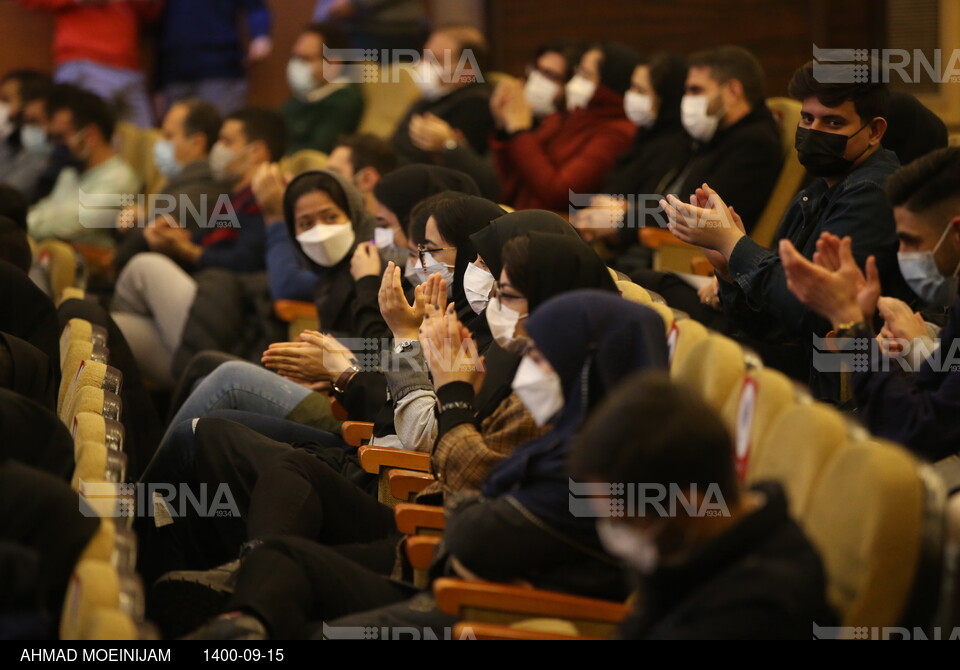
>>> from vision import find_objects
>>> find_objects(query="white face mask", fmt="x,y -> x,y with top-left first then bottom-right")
624,91 -> 656,128
681,94 -> 722,143
898,223 -> 960,308
511,354 -> 564,427
463,263 -> 495,314
596,518 -> 660,574
415,59 -> 446,101
152,139 -> 181,179
405,255 -> 427,287
287,58 -> 318,97
565,74 -> 596,111
296,222 -> 356,267
419,252 -> 455,294
209,141 -> 245,183
485,297 -> 527,352
524,70 -> 561,117
374,227 -> 409,269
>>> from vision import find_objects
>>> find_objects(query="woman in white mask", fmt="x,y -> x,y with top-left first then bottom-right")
391,209 -> 616,456
490,41 -> 642,211
282,169 -> 376,338
572,52 -> 691,251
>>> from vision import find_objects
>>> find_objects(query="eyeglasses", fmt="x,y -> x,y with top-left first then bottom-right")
491,280 -> 526,310
525,64 -> 567,85
417,244 -> 455,268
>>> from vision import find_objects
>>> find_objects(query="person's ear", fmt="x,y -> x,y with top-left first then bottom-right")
948,216 -> 960,251
867,116 -> 887,145
354,166 -> 379,193
724,78 -> 744,105
249,139 -> 271,166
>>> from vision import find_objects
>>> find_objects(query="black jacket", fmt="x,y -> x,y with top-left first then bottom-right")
719,147 -> 914,401
391,83 -> 495,164
670,103 -> 783,235
619,482 -> 835,639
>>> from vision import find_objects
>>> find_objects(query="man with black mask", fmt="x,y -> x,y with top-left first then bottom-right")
661,60 -> 915,402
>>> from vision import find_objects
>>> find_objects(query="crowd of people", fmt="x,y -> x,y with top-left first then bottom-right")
1,3 -> 959,641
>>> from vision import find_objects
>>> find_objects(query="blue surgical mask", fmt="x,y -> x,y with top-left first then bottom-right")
20,124 -> 50,154
898,223 -> 960,308
152,139 -> 181,179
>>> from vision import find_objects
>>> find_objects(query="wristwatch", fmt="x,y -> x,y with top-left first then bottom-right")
394,339 -> 416,355
443,138 -> 459,151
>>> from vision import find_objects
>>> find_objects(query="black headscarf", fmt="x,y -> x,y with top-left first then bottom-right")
482,291 -> 668,553
644,51 -> 688,137
599,42 -> 644,97
373,165 -> 481,228
470,210 -> 580,280
518,233 -> 618,312
282,170 -> 377,336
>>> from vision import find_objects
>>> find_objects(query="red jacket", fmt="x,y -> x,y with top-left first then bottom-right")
17,0 -> 162,71
492,84 -> 636,211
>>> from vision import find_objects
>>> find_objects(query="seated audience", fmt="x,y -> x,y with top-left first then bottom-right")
492,41 -> 641,211
114,98 -> 226,271
658,60 -> 914,401
572,52 -> 690,263
390,26 -> 494,165
27,85 -> 140,248
570,372 -> 834,639
782,147 -> 960,460
0,70 -> 53,204
280,22 -> 364,155
325,132 -> 398,215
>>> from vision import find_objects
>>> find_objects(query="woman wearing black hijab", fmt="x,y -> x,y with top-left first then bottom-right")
350,165 -> 482,341
573,52 -> 691,256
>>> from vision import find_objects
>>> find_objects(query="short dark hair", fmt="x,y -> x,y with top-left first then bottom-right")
0,216 -> 31,273
304,21 -> 351,52
788,60 -> 890,124
569,372 -> 740,516
1,69 -> 52,107
0,185 -> 28,230
226,107 -> 287,162
535,38 -> 589,81
886,147 -> 960,218
334,133 -> 397,177
176,98 -> 221,154
500,234 -> 530,292
688,45 -> 765,107
47,84 -> 115,141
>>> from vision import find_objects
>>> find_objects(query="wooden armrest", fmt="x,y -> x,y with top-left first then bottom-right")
358,445 -> 431,473
394,503 -> 445,534
638,228 -> 696,250
273,300 -> 319,323
453,622 -> 600,640
404,534 -> 441,570
329,397 -> 348,421
342,421 -> 374,447
389,469 -> 435,500
690,256 -> 715,276
433,578 -> 630,622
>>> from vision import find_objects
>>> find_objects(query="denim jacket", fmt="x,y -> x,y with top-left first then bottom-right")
718,147 -> 914,399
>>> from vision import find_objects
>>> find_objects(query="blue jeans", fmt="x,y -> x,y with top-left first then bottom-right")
163,360 -> 313,445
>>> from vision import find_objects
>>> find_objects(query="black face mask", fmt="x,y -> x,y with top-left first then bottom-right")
794,123 -> 870,178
